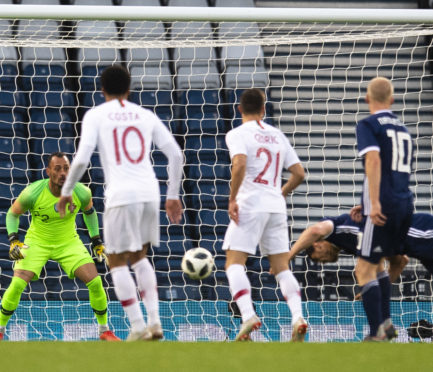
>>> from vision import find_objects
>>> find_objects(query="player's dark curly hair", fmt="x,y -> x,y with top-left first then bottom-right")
47,151 -> 68,167
240,88 -> 265,115
101,64 -> 131,96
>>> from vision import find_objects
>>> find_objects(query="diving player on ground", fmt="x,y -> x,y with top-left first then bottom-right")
289,211 -> 433,277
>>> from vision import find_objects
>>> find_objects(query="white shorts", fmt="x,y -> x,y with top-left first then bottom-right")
222,211 -> 289,256
103,201 -> 160,254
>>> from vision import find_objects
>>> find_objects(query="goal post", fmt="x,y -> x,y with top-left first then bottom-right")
0,4 -> 432,341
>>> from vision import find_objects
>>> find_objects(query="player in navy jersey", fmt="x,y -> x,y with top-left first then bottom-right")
289,212 -> 433,277
288,212 -> 407,309
355,77 -> 413,341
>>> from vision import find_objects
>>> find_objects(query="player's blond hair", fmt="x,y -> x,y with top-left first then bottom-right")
367,77 -> 394,103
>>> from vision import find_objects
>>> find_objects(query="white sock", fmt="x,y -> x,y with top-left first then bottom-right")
98,324 -> 109,334
275,269 -> 303,325
110,265 -> 146,333
226,264 -> 256,323
132,258 -> 161,327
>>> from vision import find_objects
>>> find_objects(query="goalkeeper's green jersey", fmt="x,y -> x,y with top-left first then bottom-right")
17,179 -> 91,246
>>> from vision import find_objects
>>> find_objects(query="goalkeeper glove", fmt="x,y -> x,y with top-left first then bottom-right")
8,233 -> 26,261
91,236 -> 108,264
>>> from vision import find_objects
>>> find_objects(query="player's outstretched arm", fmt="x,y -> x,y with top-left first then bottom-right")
365,151 -> 387,226
59,144 -> 94,218
228,154 -> 247,224
288,220 -> 334,261
82,200 -> 107,263
6,200 -> 27,261
159,141 -> 184,224
282,163 -> 305,198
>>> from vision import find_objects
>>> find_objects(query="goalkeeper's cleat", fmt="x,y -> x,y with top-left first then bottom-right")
126,329 -> 153,341
235,315 -> 262,341
291,317 -> 308,342
99,330 -> 121,341
146,323 -> 163,340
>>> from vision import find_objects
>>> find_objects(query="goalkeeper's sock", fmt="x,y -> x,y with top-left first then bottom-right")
275,269 -> 303,325
111,266 -> 146,333
226,264 -> 256,323
132,258 -> 161,326
360,279 -> 382,336
86,276 -> 108,327
0,276 -> 27,327
377,271 -> 391,321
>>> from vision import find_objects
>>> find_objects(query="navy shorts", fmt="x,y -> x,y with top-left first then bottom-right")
358,199 -> 413,264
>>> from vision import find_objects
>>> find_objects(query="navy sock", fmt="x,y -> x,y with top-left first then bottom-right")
377,271 -> 391,322
361,280 -> 382,337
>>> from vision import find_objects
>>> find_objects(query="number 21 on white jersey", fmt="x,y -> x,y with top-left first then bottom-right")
253,147 -> 281,187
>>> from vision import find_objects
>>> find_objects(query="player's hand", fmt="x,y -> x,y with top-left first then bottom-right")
165,199 -> 183,224
228,200 -> 239,224
8,233 -> 27,261
91,236 -> 108,264
350,205 -> 363,223
370,201 -> 387,226
57,196 -> 74,218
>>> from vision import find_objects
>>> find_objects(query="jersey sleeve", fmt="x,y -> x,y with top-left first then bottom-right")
319,217 -> 336,239
16,180 -> 46,212
77,109 -> 99,150
61,109 -> 98,197
281,134 -> 300,169
225,129 -> 247,159
322,213 -> 361,256
151,113 -> 176,149
356,119 -> 380,157
73,182 -> 92,210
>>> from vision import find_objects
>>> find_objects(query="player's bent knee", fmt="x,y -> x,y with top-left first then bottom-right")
14,269 -> 34,283
74,262 -> 99,283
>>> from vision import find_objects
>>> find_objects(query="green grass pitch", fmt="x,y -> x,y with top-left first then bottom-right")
0,342 -> 431,372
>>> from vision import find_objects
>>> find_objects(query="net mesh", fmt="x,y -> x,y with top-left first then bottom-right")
0,16 -> 432,341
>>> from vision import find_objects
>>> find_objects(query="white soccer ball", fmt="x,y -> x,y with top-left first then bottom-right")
181,247 -> 214,280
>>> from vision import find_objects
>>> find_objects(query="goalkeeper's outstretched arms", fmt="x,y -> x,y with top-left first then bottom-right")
6,200 -> 28,261
81,199 -> 107,264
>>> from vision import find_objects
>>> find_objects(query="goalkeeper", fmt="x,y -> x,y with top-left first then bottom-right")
0,152 -> 119,341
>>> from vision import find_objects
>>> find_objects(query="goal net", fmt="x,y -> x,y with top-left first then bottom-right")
0,5 -> 432,341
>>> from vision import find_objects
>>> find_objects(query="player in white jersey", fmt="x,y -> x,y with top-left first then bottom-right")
58,65 -> 183,341
223,88 -> 307,341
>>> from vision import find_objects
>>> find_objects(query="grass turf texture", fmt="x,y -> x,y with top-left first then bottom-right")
0,342 -> 431,372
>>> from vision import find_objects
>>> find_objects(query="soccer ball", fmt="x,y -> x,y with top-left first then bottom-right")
181,247 -> 214,280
